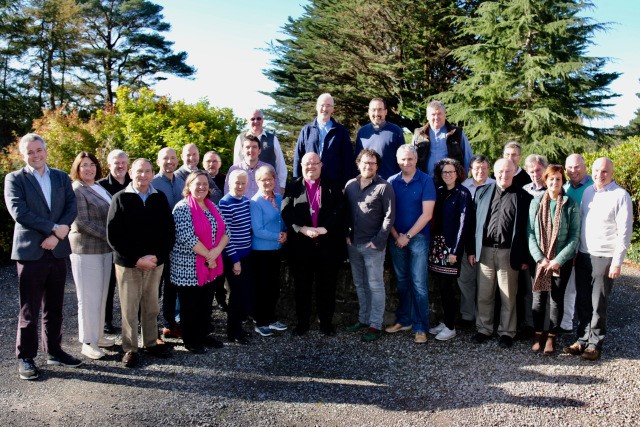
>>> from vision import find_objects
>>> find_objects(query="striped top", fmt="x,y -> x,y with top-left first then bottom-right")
218,194 -> 251,263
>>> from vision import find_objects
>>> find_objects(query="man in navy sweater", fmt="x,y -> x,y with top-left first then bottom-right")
354,98 -> 405,179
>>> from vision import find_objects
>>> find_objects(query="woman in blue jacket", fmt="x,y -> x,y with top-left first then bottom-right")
250,166 -> 288,337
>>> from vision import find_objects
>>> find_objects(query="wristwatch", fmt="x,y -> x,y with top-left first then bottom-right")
405,233 -> 412,240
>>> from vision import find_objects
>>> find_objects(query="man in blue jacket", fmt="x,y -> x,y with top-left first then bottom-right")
293,93 -> 355,188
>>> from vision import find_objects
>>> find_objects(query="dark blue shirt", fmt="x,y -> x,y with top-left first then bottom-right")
355,121 -> 405,179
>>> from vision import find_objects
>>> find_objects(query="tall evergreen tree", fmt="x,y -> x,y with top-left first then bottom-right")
75,0 -> 195,106
263,0 -> 474,138
440,0 -> 619,161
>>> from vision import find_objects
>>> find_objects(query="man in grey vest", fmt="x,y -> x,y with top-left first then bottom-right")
233,109 -> 287,193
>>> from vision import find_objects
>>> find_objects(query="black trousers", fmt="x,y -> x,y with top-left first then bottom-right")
291,249 -> 339,330
252,249 -> 282,327
177,283 -> 211,348
224,256 -> 253,337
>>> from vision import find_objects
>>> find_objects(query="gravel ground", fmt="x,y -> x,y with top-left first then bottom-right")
1,263 -> 639,427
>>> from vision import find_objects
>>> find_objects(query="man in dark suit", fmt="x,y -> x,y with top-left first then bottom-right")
4,133 -> 82,380
282,152 -> 345,336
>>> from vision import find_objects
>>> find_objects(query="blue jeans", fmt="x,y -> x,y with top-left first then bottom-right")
389,235 -> 430,333
347,243 -> 387,330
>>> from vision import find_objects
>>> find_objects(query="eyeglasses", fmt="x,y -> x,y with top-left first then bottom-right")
318,104 -> 334,109
442,170 -> 456,175
360,161 -> 377,166
302,162 -> 321,166
250,117 -> 263,121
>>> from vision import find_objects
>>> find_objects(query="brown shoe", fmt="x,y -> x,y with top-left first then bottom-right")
144,343 -> 171,358
531,332 -> 547,353
543,333 -> 556,355
581,347 -> 601,361
162,327 -> 182,339
414,332 -> 428,344
563,342 -> 584,356
122,351 -> 138,368
385,323 -> 411,334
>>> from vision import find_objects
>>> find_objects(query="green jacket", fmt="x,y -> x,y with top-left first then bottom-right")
527,194 -> 580,267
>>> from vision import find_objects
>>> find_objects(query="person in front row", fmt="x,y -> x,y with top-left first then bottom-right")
219,170 -> 253,344
344,149 -> 395,342
282,152 -> 346,337
564,157 -> 632,361
385,145 -> 435,344
107,158 -> 175,367
428,158 -> 474,342
471,158 -> 531,349
5,133 -> 81,380
170,171 -> 229,354
528,164 -> 580,355
250,166 -> 288,337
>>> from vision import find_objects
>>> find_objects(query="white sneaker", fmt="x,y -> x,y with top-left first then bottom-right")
97,337 -> 115,348
435,326 -> 457,341
81,343 -> 105,360
428,322 -> 446,335
269,321 -> 288,331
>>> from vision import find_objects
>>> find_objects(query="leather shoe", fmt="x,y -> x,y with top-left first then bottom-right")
581,347 -> 601,361
385,323 -> 411,334
498,335 -> 513,349
186,346 -> 206,354
563,342 -> 584,356
122,351 -> 138,368
144,344 -> 171,358
203,336 -> 224,349
472,332 -> 490,344
162,327 -> 182,339
321,324 -> 337,337
414,332 -> 428,344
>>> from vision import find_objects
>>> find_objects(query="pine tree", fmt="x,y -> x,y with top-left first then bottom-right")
263,0 -> 474,140
440,0 -> 619,161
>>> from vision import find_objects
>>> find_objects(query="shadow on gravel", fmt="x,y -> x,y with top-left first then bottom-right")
1,265 -> 639,416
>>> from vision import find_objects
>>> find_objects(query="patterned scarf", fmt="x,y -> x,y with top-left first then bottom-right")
187,195 -> 225,286
533,191 -> 564,292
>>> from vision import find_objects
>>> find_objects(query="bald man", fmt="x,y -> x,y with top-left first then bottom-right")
564,157 -> 632,361
471,158 -> 532,349
175,144 -> 200,181
282,152 -> 346,336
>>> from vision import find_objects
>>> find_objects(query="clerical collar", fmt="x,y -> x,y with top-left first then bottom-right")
372,121 -> 386,131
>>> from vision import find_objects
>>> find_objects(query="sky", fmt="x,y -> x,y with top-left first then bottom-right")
153,0 -> 640,129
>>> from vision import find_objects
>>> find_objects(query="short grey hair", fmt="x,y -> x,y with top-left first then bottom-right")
503,141 -> 522,154
396,144 -> 417,159
426,100 -> 446,113
107,149 -> 128,164
228,169 -> 248,184
19,133 -> 46,155
524,154 -> 548,168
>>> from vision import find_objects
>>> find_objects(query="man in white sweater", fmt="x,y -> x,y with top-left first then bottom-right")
563,157 -> 632,361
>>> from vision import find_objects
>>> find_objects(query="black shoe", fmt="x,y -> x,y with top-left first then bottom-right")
472,332 -> 490,344
203,336 -> 224,349
18,358 -> 39,380
515,326 -> 535,341
294,324 -> 310,336
228,335 -> 250,345
103,322 -> 117,334
554,326 -> 573,335
321,324 -> 337,337
455,319 -> 475,329
47,351 -> 83,367
143,343 -> 172,358
186,346 -> 206,354
498,335 -> 513,349
122,351 -> 139,368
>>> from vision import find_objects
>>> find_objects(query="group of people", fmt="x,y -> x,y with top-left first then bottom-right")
4,94 -> 632,381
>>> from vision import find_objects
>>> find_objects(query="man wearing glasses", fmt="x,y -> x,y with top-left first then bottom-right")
282,152 -> 346,337
233,109 -> 287,194
293,93 -> 355,188
344,149 -> 395,342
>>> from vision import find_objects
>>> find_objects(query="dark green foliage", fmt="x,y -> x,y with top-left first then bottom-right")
440,0 -> 619,163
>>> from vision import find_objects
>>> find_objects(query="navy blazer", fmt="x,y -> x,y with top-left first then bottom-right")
4,166 -> 77,261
